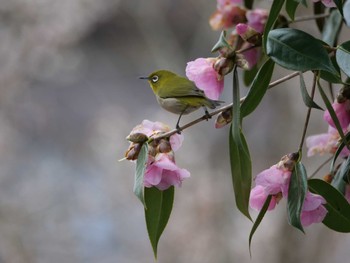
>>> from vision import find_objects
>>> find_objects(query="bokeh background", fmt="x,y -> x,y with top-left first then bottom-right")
0,0 -> 349,262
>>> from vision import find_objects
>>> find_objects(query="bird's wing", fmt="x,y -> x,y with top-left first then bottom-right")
157,75 -> 206,98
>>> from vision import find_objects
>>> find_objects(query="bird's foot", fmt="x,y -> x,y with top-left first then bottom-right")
176,124 -> 182,134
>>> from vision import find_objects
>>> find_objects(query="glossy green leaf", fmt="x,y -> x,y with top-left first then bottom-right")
330,132 -> 350,174
287,162 -> 308,233
322,10 -> 342,46
333,0 -> 343,16
263,0 -> 286,51
331,159 -> 348,194
345,0 -> 350,26
212,31 -> 230,53
319,56 -> 342,83
336,41 -> 350,77
134,143 -> 148,207
244,0 -> 254,9
267,28 -> 338,75
285,0 -> 300,20
229,67 -> 252,220
145,186 -> 174,258
308,179 -> 350,232
294,0 -> 307,7
241,59 -> 275,118
243,65 -> 259,87
299,73 -> 323,110
249,195 -> 272,255
334,151 -> 350,185
314,2 -> 326,32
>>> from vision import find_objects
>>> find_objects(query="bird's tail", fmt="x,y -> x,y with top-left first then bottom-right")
206,99 -> 224,109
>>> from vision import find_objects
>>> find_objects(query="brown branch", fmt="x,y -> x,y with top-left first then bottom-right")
150,71 -> 300,141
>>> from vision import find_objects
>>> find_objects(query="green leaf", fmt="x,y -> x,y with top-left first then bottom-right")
330,132 -> 350,175
299,73 -> 323,110
134,143 -> 148,207
331,159 -> 348,194
244,0 -> 254,9
267,28 -> 338,75
263,0 -> 286,51
249,195 -> 272,255
241,59 -> 275,118
322,10 -> 342,47
243,65 -> 259,87
145,186 -> 174,258
319,56 -> 342,84
308,179 -> 350,232
333,0 -> 343,17
336,41 -> 350,78
287,162 -> 308,233
313,2 -> 326,32
229,67 -> 252,220
285,0 -> 300,21
212,31 -> 230,53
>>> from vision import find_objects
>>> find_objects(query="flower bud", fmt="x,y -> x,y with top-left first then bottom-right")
126,132 -> 148,143
323,173 -> 333,183
277,152 -> 299,171
215,108 -> 233,128
157,139 -> 172,153
214,57 -> 235,79
236,23 -> 262,46
125,143 -> 142,161
337,85 -> 350,103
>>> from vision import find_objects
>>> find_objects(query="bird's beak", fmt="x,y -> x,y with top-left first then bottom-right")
139,76 -> 149,80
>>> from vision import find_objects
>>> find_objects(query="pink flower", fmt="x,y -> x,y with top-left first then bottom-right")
241,44 -> 260,69
130,120 -> 183,151
249,164 -> 291,211
186,58 -> 224,100
254,165 -> 291,197
209,2 -> 246,30
324,100 -> 350,130
246,9 -> 268,33
300,192 -> 328,227
144,153 -> 190,190
306,126 -> 350,158
250,185 -> 278,211
312,0 -> 336,8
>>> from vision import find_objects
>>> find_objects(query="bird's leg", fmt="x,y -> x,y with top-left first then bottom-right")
176,106 -> 189,133
203,107 -> 211,121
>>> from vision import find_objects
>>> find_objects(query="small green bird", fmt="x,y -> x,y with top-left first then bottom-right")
140,70 -> 223,130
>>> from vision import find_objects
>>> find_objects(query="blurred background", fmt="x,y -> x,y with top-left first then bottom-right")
0,0 -> 349,262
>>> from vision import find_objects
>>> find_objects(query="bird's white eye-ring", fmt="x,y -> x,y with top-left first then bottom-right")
151,75 -> 159,83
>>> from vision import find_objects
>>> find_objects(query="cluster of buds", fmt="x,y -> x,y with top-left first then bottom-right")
124,120 -> 190,190
250,153 -> 328,227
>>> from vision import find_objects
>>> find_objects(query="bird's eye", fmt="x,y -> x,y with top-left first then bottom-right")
151,75 -> 159,83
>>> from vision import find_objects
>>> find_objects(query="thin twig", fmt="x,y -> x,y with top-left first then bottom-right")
309,156 -> 333,179
289,13 -> 330,24
150,71 -> 300,141
298,73 -> 317,152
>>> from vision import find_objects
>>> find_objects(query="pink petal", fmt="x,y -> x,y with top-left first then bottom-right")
169,133 -> 184,152
186,58 -> 224,100
246,9 -> 268,33
154,154 -> 178,171
249,185 -> 277,211
302,192 -> 326,212
144,164 -> 163,187
323,100 -> 350,130
254,165 -> 291,195
301,205 -> 328,227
